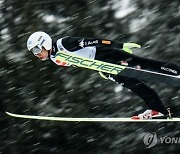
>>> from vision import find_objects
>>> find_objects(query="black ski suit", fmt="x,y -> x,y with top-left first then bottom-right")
50,36 -> 174,116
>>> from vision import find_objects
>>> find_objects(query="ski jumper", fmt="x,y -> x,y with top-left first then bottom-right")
49,36 -> 169,116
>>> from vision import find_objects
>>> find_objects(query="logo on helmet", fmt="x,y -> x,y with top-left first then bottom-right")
38,36 -> 42,41
40,39 -> 45,46
28,40 -> 32,45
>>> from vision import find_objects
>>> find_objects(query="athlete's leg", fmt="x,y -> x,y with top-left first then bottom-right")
112,74 -> 168,115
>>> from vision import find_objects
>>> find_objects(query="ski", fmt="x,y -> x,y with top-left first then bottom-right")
55,52 -> 180,86
55,51 -> 127,75
5,112 -> 180,122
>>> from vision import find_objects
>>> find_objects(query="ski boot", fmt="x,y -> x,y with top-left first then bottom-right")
131,109 -> 165,120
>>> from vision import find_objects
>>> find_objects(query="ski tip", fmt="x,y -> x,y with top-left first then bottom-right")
5,111 -> 11,116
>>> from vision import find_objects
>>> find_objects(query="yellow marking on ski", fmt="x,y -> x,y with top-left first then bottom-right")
55,52 -> 126,75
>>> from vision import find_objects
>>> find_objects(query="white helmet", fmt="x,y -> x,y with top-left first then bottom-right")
27,31 -> 52,54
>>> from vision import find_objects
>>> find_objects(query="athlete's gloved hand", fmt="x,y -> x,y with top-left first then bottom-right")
123,43 -> 141,54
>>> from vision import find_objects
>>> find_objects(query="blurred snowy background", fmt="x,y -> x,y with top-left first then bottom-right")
0,0 -> 180,153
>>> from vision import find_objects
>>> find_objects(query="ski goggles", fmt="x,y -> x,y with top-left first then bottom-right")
30,46 -> 42,55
